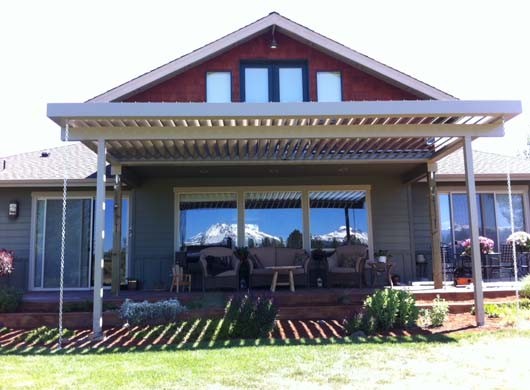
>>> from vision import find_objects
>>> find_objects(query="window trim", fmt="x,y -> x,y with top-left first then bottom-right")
28,191 -> 131,291
205,70 -> 232,103
240,60 -> 309,102
316,70 -> 343,102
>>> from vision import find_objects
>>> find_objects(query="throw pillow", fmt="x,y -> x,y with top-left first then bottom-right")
338,254 -> 356,268
205,255 -> 232,276
293,252 -> 307,267
248,253 -> 263,269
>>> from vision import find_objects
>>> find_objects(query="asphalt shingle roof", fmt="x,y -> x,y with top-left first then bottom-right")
0,143 -> 97,181
1,143 -> 529,183
437,149 -> 530,176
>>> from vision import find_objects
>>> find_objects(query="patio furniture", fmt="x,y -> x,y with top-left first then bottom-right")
367,260 -> 393,287
198,247 -> 241,291
327,244 -> 368,288
248,247 -> 310,289
169,265 -> 191,293
266,265 -> 302,292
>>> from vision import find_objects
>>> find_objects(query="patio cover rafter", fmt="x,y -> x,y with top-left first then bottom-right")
47,100 -> 521,163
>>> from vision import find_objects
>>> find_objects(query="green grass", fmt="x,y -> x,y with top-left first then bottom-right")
1,330 -> 530,389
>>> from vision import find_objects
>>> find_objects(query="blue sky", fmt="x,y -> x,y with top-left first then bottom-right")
2,0 -> 528,158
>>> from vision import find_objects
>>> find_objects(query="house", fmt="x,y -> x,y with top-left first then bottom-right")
0,12 -> 522,334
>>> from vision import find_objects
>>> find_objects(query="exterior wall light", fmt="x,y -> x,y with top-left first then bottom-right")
8,200 -> 19,219
270,25 -> 278,49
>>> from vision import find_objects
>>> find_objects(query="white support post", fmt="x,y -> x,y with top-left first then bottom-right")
237,191 -> 245,247
463,136 -> 485,326
92,138 -> 106,338
427,163 -> 443,289
111,164 -> 122,296
301,190 -> 311,252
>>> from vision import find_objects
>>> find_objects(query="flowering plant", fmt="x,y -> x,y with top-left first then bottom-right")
0,249 -> 15,276
460,236 -> 494,256
506,231 -> 530,251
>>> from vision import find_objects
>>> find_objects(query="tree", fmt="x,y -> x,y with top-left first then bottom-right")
287,229 -> 303,249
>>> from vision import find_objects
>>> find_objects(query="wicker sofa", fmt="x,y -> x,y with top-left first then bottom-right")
198,247 -> 241,291
248,247 -> 310,289
327,244 -> 368,287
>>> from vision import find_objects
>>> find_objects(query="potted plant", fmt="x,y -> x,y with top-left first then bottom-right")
453,267 -> 472,286
311,239 -> 327,261
506,231 -> 530,253
234,246 -> 250,262
375,249 -> 391,263
0,249 -> 15,280
459,236 -> 495,257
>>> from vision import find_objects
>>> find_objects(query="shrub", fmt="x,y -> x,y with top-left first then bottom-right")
345,289 -> 418,334
0,287 -> 23,312
365,289 -> 418,331
119,299 -> 186,326
343,312 -> 375,335
419,295 -> 449,327
521,275 -> 530,299
217,294 -> 277,340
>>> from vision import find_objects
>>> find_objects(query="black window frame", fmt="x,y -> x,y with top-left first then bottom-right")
240,60 -> 309,102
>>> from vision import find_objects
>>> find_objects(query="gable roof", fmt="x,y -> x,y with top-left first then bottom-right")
437,149 -> 530,181
0,143 -> 99,185
88,12 -> 455,103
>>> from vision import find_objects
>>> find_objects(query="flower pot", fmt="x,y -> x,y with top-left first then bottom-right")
455,277 -> 472,286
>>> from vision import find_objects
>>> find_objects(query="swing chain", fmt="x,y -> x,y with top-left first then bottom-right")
507,167 -> 520,312
58,123 -> 69,349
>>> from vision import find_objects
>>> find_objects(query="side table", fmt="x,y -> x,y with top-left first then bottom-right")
367,260 -> 393,287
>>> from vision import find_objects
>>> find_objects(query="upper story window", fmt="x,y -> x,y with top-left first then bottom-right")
317,71 -> 342,102
241,61 -> 308,102
206,72 -> 231,102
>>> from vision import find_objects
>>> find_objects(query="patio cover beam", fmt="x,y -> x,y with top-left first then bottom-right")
48,100 -> 521,122
61,123 -> 505,141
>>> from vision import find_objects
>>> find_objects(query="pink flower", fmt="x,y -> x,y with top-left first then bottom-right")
459,236 -> 495,256
0,249 -> 14,276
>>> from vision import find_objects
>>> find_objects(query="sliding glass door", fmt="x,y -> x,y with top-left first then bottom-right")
33,196 -> 129,289
34,198 -> 92,288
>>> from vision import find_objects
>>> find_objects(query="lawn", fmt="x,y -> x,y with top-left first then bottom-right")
1,330 -> 529,389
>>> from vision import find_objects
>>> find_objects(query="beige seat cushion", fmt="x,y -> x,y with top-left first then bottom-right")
215,269 -> 237,278
330,267 -> 357,274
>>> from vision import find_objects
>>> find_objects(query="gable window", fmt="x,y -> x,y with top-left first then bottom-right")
317,71 -> 342,102
241,61 -> 308,102
206,72 -> 231,103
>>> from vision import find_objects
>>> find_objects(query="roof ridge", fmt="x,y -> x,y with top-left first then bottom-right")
0,142 -> 86,159
88,12 -> 455,103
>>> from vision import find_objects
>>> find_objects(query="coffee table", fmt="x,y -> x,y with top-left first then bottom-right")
265,265 -> 302,292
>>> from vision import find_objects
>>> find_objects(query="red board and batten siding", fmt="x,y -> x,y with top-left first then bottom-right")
124,31 -> 422,103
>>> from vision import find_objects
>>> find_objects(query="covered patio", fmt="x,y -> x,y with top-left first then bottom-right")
47,99 -> 522,336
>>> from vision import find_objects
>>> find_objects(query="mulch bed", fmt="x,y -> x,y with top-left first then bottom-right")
0,313 -> 515,353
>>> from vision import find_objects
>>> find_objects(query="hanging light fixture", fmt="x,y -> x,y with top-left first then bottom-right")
270,25 -> 278,49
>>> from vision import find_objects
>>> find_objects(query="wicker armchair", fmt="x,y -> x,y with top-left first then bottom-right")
198,247 -> 241,291
327,245 -> 368,287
